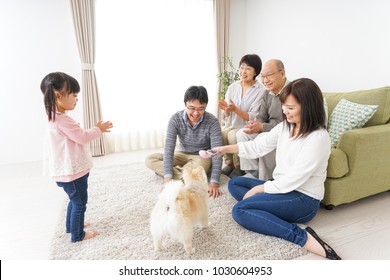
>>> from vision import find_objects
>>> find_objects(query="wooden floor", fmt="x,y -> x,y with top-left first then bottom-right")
1,149 -> 390,260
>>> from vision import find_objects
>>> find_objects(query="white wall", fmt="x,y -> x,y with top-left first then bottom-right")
230,0 -> 390,92
2,0 -> 389,165
229,0 -> 247,64
0,0 -> 80,165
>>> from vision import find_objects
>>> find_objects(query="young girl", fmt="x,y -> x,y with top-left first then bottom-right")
41,72 -> 113,242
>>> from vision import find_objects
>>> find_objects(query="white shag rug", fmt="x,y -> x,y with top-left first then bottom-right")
49,162 -> 308,260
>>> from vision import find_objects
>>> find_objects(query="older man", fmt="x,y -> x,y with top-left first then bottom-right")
235,59 -> 289,179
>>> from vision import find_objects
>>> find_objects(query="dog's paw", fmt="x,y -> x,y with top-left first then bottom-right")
185,247 -> 195,254
153,240 -> 162,251
200,221 -> 210,228
159,183 -> 166,192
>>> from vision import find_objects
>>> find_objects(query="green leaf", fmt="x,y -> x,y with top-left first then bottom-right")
217,56 -> 240,100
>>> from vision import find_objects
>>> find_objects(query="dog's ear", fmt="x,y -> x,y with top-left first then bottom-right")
192,166 -> 201,172
195,166 -> 206,176
191,166 -> 207,181
182,165 -> 192,174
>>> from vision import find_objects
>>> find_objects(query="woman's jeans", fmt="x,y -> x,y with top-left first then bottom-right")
56,173 -> 89,242
228,176 -> 320,247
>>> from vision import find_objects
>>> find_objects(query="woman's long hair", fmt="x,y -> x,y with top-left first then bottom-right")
279,78 -> 326,137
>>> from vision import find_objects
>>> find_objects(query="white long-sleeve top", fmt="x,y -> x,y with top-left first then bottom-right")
237,122 -> 331,200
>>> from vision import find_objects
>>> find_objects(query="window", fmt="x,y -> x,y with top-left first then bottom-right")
96,0 -> 217,151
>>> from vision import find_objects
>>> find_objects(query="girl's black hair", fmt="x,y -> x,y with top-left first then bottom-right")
40,72 -> 80,121
279,78 -> 326,137
183,85 -> 208,105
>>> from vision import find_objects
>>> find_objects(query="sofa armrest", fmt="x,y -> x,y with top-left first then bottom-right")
337,123 -> 390,177
327,148 -> 348,178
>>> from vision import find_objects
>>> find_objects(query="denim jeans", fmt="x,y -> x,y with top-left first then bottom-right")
228,176 -> 320,247
56,173 -> 89,242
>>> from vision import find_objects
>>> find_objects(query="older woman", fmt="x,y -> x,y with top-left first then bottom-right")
219,54 -> 266,178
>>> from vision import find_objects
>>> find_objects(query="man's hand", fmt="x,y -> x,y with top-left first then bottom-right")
160,177 -> 173,191
243,119 -> 263,134
208,182 -> 222,198
164,177 -> 173,183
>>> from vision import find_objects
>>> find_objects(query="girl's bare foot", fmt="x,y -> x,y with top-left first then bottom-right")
67,222 -> 92,234
83,230 -> 98,241
84,222 -> 91,228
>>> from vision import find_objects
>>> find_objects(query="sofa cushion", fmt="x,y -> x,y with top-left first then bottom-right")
324,86 -> 390,127
327,98 -> 378,146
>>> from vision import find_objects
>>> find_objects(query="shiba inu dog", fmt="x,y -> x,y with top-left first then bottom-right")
150,166 -> 209,254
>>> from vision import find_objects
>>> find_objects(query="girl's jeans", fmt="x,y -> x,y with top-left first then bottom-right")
56,173 -> 89,242
228,176 -> 320,247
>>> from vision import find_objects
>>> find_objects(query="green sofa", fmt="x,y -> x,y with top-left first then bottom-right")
322,86 -> 390,209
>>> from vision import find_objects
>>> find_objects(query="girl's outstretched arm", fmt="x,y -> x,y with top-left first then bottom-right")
96,120 -> 113,133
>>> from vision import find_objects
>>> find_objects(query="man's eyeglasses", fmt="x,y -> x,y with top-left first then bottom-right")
260,69 -> 282,79
186,106 -> 206,113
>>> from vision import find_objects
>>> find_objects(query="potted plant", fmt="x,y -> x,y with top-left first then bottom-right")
217,56 -> 240,100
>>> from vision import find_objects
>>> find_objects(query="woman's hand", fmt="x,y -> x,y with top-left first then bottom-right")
226,99 -> 237,113
211,144 -> 239,158
219,99 -> 237,114
218,100 -> 228,110
210,146 -> 225,158
243,184 -> 264,199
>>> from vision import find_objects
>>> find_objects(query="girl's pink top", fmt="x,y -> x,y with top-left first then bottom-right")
44,112 -> 102,182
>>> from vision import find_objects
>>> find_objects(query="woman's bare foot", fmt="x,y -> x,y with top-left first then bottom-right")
304,231 -> 326,257
83,230 -> 98,241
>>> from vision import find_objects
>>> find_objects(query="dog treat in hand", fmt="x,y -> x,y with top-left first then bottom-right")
199,149 -> 219,159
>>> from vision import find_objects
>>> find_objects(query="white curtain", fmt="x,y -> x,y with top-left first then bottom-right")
214,0 -> 230,118
70,0 -> 106,156
95,0 -> 217,153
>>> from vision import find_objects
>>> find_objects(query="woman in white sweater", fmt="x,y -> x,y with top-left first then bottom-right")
212,78 -> 341,260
